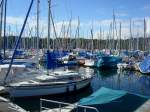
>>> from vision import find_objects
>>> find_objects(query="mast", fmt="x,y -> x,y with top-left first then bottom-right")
143,18 -> 146,51
129,19 -> 133,51
47,0 -> 51,50
132,21 -> 135,50
112,10 -> 115,50
58,21 -> 64,48
90,23 -> 94,53
66,16 -> 72,50
109,22 -> 112,50
136,28 -> 139,50
0,0 -> 4,46
119,22 -> 122,51
3,0 -> 7,59
75,17 -> 80,49
50,8 -> 58,50
77,17 -> 80,49
36,0 -> 40,68
99,26 -> 102,50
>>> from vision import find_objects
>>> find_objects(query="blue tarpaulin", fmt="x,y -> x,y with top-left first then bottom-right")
46,50 -> 56,69
96,56 -> 122,68
79,87 -> 127,105
139,56 -> 150,74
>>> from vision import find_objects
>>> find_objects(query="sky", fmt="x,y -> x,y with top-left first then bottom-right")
5,0 -> 150,38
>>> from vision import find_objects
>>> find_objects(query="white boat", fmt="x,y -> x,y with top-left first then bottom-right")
84,59 -> 95,67
6,70 -> 93,97
117,63 -> 128,70
3,54 -> 39,64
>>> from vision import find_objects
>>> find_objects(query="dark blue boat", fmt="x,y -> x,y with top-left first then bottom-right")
95,55 -> 122,69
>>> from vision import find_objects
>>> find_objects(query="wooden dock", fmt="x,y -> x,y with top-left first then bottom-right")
135,99 -> 150,112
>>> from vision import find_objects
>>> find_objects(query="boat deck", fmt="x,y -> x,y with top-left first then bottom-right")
135,99 -> 150,112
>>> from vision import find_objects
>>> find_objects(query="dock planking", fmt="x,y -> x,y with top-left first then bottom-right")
135,99 -> 150,112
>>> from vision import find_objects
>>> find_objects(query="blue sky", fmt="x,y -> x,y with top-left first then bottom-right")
7,0 -> 150,20
5,0 -> 150,38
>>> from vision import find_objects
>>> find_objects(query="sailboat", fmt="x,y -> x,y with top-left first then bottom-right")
7,69 -> 92,97
6,0 -> 93,98
96,11 -> 122,69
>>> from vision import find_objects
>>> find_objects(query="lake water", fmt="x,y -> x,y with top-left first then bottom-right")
10,66 -> 150,112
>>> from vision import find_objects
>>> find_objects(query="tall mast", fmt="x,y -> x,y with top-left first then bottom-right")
48,0 -> 51,50
66,16 -> 72,50
3,0 -> 7,59
109,22 -> 112,50
143,18 -> 146,51
50,8 -> 58,50
119,22 -> 122,50
91,22 -> 94,52
99,26 -> 102,49
69,16 -> 72,49
136,28 -> 139,50
75,17 -> 80,49
112,10 -> 115,50
77,16 -> 80,49
36,0 -> 40,68
0,0 -> 4,45
129,19 -> 132,51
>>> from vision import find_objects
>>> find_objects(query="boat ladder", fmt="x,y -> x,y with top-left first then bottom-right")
40,98 -> 100,112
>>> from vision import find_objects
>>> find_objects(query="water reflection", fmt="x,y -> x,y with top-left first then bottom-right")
92,69 -> 150,97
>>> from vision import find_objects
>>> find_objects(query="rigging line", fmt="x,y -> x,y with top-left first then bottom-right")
4,0 -> 34,84
50,9 -> 58,42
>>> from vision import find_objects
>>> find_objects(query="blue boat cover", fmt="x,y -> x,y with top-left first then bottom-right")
139,56 -> 150,73
15,50 -> 24,56
96,56 -> 122,68
46,50 -> 57,69
79,87 -> 127,105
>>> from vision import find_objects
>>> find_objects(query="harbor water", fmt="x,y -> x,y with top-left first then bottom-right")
9,66 -> 150,112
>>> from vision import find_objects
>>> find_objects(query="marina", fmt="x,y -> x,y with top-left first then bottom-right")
0,0 -> 149,112
2,67 -> 149,112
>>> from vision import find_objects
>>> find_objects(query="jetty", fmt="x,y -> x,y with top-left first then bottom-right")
135,100 -> 150,112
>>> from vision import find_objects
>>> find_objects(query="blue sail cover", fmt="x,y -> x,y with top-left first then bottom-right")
46,50 -> 57,69
139,56 -> 150,74
0,54 -> 3,64
51,50 -> 68,59
78,51 -> 87,57
15,50 -> 25,56
79,87 -> 127,105
96,56 -> 122,68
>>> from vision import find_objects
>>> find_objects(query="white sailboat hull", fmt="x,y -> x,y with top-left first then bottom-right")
84,59 -> 95,67
7,78 -> 91,97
